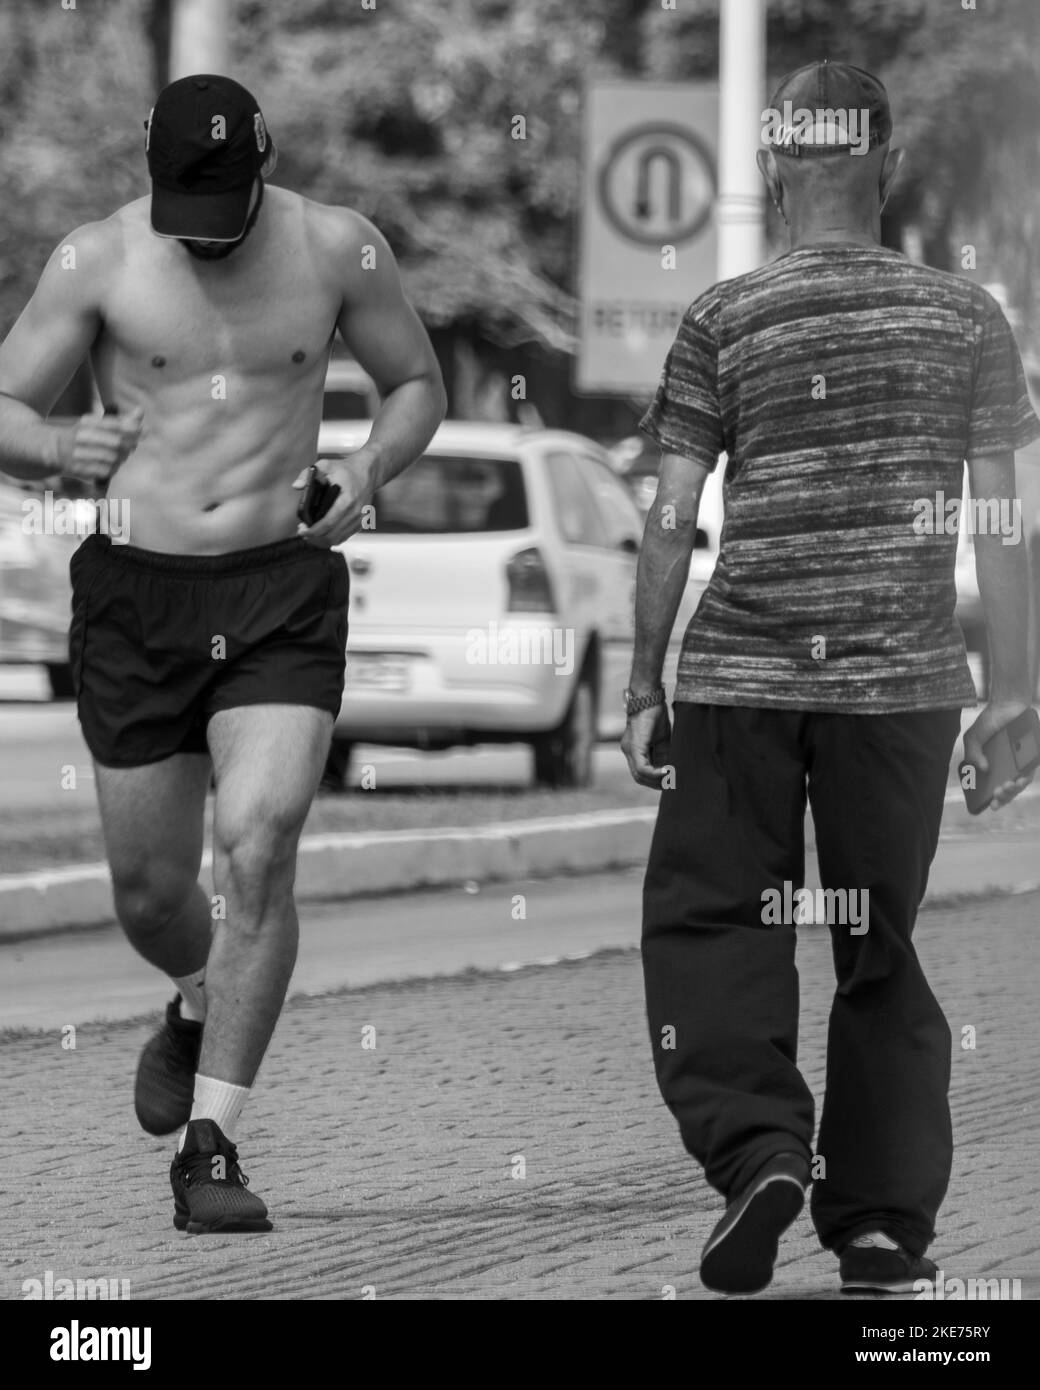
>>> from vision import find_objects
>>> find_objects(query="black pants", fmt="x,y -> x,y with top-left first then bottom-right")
641,702 -> 962,1257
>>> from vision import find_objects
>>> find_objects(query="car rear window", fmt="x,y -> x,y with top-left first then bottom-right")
370,455 -> 529,534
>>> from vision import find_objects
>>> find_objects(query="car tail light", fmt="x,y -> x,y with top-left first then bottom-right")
506,547 -> 555,612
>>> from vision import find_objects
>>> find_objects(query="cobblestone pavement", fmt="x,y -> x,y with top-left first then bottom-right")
2,890 -> 1038,1301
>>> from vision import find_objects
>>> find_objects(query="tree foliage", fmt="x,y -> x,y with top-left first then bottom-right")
0,0 -> 1036,364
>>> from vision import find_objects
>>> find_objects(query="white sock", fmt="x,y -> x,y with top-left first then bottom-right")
850,1231 -> 900,1250
172,971 -> 207,1023
177,1074 -> 250,1151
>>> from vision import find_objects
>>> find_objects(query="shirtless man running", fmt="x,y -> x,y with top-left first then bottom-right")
0,75 -> 446,1232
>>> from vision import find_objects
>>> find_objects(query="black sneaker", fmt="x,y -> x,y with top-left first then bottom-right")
840,1235 -> 937,1294
700,1152 -> 809,1295
134,996 -> 202,1135
170,1119 -> 272,1234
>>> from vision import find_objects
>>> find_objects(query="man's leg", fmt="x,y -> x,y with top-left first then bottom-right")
806,709 -> 962,1260
94,752 -> 214,1137
94,752 -> 212,976
201,702 -> 333,1088
165,704 -> 332,1234
642,703 -> 816,1196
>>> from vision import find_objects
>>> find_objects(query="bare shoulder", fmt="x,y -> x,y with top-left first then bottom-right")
290,190 -> 394,268
42,199 -> 144,296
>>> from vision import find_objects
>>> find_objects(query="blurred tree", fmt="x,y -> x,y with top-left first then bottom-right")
644,0 -> 1040,354
0,0 -> 1035,427
882,0 -> 1040,355
0,0 -> 154,410
227,0 -> 649,354
0,1 -> 154,308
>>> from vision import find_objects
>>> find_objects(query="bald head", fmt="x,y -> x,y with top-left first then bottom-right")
756,142 -> 905,249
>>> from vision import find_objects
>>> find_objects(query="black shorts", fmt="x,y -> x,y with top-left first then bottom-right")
69,532 -> 349,768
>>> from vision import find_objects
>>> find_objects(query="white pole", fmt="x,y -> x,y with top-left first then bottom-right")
169,0 -> 230,81
717,0 -> 767,280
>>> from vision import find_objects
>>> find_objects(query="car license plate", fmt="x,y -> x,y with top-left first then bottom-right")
346,653 -> 411,693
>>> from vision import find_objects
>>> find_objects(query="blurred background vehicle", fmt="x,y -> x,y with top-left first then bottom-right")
0,429 -> 98,699
0,477 -> 80,697
317,418 -> 644,789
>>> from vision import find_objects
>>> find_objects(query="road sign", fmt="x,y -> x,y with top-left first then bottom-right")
576,81 -> 718,395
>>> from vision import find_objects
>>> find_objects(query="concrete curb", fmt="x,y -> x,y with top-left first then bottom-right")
1,786 -> 1037,940
0,808 -> 658,940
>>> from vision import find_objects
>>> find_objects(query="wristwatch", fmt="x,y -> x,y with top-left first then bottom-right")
623,686 -> 666,717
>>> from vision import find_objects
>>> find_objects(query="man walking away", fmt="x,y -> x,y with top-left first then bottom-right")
622,61 -> 1039,1295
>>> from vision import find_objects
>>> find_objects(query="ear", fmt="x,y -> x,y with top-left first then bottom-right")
756,148 -> 785,217
260,138 -> 278,179
756,148 -> 782,202
879,146 -> 905,212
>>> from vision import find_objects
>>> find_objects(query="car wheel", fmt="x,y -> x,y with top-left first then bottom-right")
320,737 -> 354,793
532,675 -> 595,789
46,663 -> 75,700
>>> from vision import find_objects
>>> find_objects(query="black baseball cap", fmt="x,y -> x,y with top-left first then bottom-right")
766,60 -> 892,157
146,74 -> 270,239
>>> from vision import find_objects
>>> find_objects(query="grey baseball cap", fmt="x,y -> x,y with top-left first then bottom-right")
765,60 -> 892,157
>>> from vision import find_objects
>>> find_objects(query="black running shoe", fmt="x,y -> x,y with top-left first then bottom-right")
134,996 -> 202,1136
700,1152 -> 809,1295
170,1119 -> 272,1234
840,1236 -> 937,1294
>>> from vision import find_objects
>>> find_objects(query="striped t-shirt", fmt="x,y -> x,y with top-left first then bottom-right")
640,245 -> 1040,712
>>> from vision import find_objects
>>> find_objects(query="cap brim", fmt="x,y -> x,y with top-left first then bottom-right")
150,182 -> 252,241
772,117 -> 891,157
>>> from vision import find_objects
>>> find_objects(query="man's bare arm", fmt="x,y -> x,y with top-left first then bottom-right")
0,223 -> 140,482
963,449 -> 1035,807
299,213 -> 446,545
968,451 -> 1031,700
621,452 -> 711,786
336,216 -> 447,487
630,452 -> 710,689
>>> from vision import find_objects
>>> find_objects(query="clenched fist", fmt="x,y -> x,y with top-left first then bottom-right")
49,407 -> 144,485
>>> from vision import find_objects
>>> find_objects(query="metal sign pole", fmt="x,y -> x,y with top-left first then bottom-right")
717,0 -> 766,281
169,0 -> 230,80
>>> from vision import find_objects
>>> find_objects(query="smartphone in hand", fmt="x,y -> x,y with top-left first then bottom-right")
959,707 -> 1040,813
296,465 -> 341,526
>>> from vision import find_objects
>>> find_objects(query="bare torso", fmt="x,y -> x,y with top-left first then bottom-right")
91,186 -> 343,553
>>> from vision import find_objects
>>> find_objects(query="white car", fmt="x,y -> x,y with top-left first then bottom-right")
318,420 -> 646,787
0,475 -> 83,696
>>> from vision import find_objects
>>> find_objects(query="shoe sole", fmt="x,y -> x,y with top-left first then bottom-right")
841,1278 -> 919,1294
174,1213 -> 273,1234
700,1176 -> 805,1295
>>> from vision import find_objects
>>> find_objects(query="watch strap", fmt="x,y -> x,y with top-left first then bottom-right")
624,686 -> 666,717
